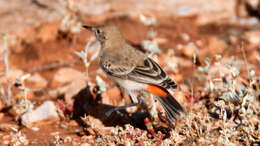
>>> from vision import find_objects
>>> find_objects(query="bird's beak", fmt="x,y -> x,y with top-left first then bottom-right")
83,25 -> 93,31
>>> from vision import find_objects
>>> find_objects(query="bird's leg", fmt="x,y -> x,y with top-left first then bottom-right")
138,91 -> 157,117
105,91 -> 139,117
147,94 -> 158,118
105,103 -> 138,117
128,90 -> 139,104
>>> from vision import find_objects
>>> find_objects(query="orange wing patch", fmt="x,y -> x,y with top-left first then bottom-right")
147,84 -> 167,97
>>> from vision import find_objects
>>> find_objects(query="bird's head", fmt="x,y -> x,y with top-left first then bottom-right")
83,25 -> 124,44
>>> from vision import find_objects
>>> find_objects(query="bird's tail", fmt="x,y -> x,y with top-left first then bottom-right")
147,84 -> 185,123
156,93 -> 185,123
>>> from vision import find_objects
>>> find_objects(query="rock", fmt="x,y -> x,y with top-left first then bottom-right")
81,115 -> 112,135
25,73 -> 48,89
177,57 -> 193,68
52,68 -> 86,87
48,89 -> 60,99
249,50 -> 260,62
199,36 -> 227,59
0,69 -> 24,84
182,42 -> 198,58
21,101 -> 59,126
0,113 -> 4,120
229,35 -> 239,45
49,79 -> 87,104
207,37 -> 227,54
101,87 -> 121,105
50,68 -> 87,108
0,123 -> 19,132
0,101 -> 5,111
37,23 -> 59,43
8,69 -> 24,83
68,120 -> 78,127
80,143 -> 92,146
244,30 -> 260,47
2,135 -> 11,145
64,80 -> 87,104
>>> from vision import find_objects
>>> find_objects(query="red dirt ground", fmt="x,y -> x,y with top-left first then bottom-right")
0,1 -> 259,145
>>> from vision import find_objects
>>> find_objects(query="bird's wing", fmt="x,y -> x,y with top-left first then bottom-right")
99,44 -> 141,79
100,56 -> 136,78
100,44 -> 177,89
127,58 -> 177,89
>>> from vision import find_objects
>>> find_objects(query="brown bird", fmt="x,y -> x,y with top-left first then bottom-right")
83,24 -> 185,123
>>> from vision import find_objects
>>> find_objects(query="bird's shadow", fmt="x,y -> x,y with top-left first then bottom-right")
72,85 -> 147,129
72,85 -> 172,138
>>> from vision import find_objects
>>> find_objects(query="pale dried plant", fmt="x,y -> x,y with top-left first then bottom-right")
14,74 -> 35,114
75,36 -> 108,96
54,135 -> 62,146
193,54 -> 259,144
0,34 -> 13,105
74,37 -> 100,82
10,127 -> 29,146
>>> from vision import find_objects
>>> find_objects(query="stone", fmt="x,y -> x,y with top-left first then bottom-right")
0,123 -> 19,132
101,87 -> 121,105
8,69 -> 24,83
0,69 -> 24,84
80,143 -> 91,146
21,101 -> 59,126
52,68 -> 86,87
249,50 -> 260,62
207,37 -> 227,54
2,135 -> 11,145
244,30 -> 260,47
182,42 -> 198,59
25,73 -> 48,89
49,79 -> 87,104
37,23 -> 59,43
0,113 -> 4,120
199,36 -> 227,59
64,80 -> 87,104
0,101 -> 5,111
81,115 -> 112,135
68,120 -> 78,127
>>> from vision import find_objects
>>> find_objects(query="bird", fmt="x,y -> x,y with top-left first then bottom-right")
83,24 -> 185,123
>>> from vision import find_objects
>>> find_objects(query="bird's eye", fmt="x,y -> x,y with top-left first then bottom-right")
96,29 -> 101,34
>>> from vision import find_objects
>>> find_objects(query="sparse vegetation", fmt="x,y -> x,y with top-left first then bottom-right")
0,0 -> 259,145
